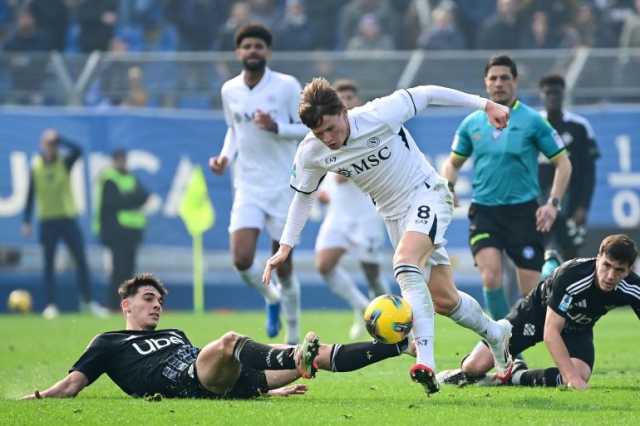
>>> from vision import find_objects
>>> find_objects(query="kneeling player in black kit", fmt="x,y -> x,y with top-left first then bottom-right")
438,234 -> 639,390
23,273 -> 410,400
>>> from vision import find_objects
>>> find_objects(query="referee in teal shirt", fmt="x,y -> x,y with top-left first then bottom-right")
442,55 -> 572,321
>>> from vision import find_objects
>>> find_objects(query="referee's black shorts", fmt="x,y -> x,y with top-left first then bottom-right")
468,200 -> 544,271
506,297 -> 595,369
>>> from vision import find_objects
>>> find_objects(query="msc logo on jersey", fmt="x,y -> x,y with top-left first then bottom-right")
334,146 -> 391,177
132,336 -> 185,356
366,136 -> 381,148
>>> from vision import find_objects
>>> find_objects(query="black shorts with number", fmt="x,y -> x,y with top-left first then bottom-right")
506,297 -> 595,369
169,359 -> 269,399
468,200 -> 544,271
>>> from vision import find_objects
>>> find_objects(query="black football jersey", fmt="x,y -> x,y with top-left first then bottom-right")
70,329 -> 199,397
534,258 -> 640,330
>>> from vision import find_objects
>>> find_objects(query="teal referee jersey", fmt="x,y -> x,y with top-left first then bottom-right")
452,100 -> 566,206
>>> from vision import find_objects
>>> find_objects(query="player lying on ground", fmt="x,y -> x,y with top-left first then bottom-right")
437,234 -> 639,390
263,77 -> 514,395
22,273 -> 412,400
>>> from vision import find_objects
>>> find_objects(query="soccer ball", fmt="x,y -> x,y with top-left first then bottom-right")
7,289 -> 32,313
364,294 -> 413,344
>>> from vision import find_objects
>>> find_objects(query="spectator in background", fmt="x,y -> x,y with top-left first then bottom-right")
563,3 -> 614,48
453,0 -> 496,49
4,6 -> 48,104
417,5 -> 466,50
28,0 -> 68,51
520,10 -> 558,49
216,1 -> 252,51
77,0 -> 118,53
346,13 -> 395,51
478,0 -> 522,50
166,0 -> 219,51
275,0 -> 312,50
94,149 -> 149,310
338,0 -> 399,49
22,129 -> 109,319
249,0 -> 281,29
620,0 -> 640,48
124,65 -> 148,107
303,0 -> 342,49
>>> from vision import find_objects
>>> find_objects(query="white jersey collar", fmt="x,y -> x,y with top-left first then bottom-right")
241,66 -> 272,91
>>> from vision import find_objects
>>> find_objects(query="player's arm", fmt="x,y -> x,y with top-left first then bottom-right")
407,85 -> 509,129
22,371 -> 89,399
441,153 -> 467,205
263,191 -> 315,285
574,133 -> 599,225
21,170 -> 35,237
543,307 -> 588,390
210,93 -> 237,175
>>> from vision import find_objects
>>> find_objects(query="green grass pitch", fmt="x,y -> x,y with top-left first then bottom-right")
1,309 -> 639,425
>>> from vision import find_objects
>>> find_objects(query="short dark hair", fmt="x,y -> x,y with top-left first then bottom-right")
118,273 -> 168,300
235,24 -> 272,48
484,54 -> 518,79
333,79 -> 359,94
299,78 -> 346,129
112,148 -> 127,160
539,74 -> 566,89
598,234 -> 638,268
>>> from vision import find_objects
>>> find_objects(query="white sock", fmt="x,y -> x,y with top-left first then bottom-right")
394,263 -> 435,369
237,264 -> 280,304
322,266 -> 369,311
277,274 -> 301,344
448,291 -> 502,344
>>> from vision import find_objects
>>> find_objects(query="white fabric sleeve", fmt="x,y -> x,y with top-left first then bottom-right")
407,85 -> 487,111
276,78 -> 309,139
279,191 -> 314,247
220,128 -> 237,160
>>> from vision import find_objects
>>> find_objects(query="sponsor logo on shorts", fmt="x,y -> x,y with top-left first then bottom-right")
523,323 -> 536,336
522,246 -> 535,260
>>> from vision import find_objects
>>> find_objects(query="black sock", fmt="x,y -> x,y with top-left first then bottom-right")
515,368 -> 563,387
329,339 -> 404,372
232,337 -> 296,370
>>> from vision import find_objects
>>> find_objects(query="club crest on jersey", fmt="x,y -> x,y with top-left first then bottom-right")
558,294 -> 573,312
366,136 -> 381,148
471,132 -> 482,142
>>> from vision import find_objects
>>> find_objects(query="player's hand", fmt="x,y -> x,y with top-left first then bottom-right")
267,383 -> 308,397
208,156 -> 229,175
21,223 -> 32,238
254,109 -> 278,133
263,244 -> 292,286
567,376 -> 589,391
536,204 -> 557,232
485,101 -> 509,129
572,207 -> 587,226
21,393 -> 37,400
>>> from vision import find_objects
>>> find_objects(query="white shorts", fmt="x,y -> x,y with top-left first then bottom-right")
228,189 -> 292,241
315,213 -> 386,264
384,181 -> 453,266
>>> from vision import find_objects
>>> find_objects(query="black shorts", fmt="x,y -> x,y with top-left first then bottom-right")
468,200 -> 544,271
506,298 -> 595,369
172,363 -> 269,399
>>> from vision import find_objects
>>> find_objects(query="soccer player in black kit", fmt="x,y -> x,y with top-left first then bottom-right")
22,274 -> 411,400
438,234 -> 639,391
538,74 -> 600,264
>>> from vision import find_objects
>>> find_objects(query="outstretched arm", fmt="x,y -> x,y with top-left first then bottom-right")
22,371 -> 89,400
262,191 -> 314,285
543,308 -> 588,390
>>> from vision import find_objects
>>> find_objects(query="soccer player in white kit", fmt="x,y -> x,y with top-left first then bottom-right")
209,25 -> 308,344
263,78 -> 514,394
315,80 -> 390,339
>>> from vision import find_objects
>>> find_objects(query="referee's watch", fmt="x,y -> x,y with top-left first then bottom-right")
547,197 -> 561,211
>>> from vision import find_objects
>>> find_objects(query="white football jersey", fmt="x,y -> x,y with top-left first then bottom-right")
291,89 -> 441,219
322,174 -> 378,222
221,67 -> 308,197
